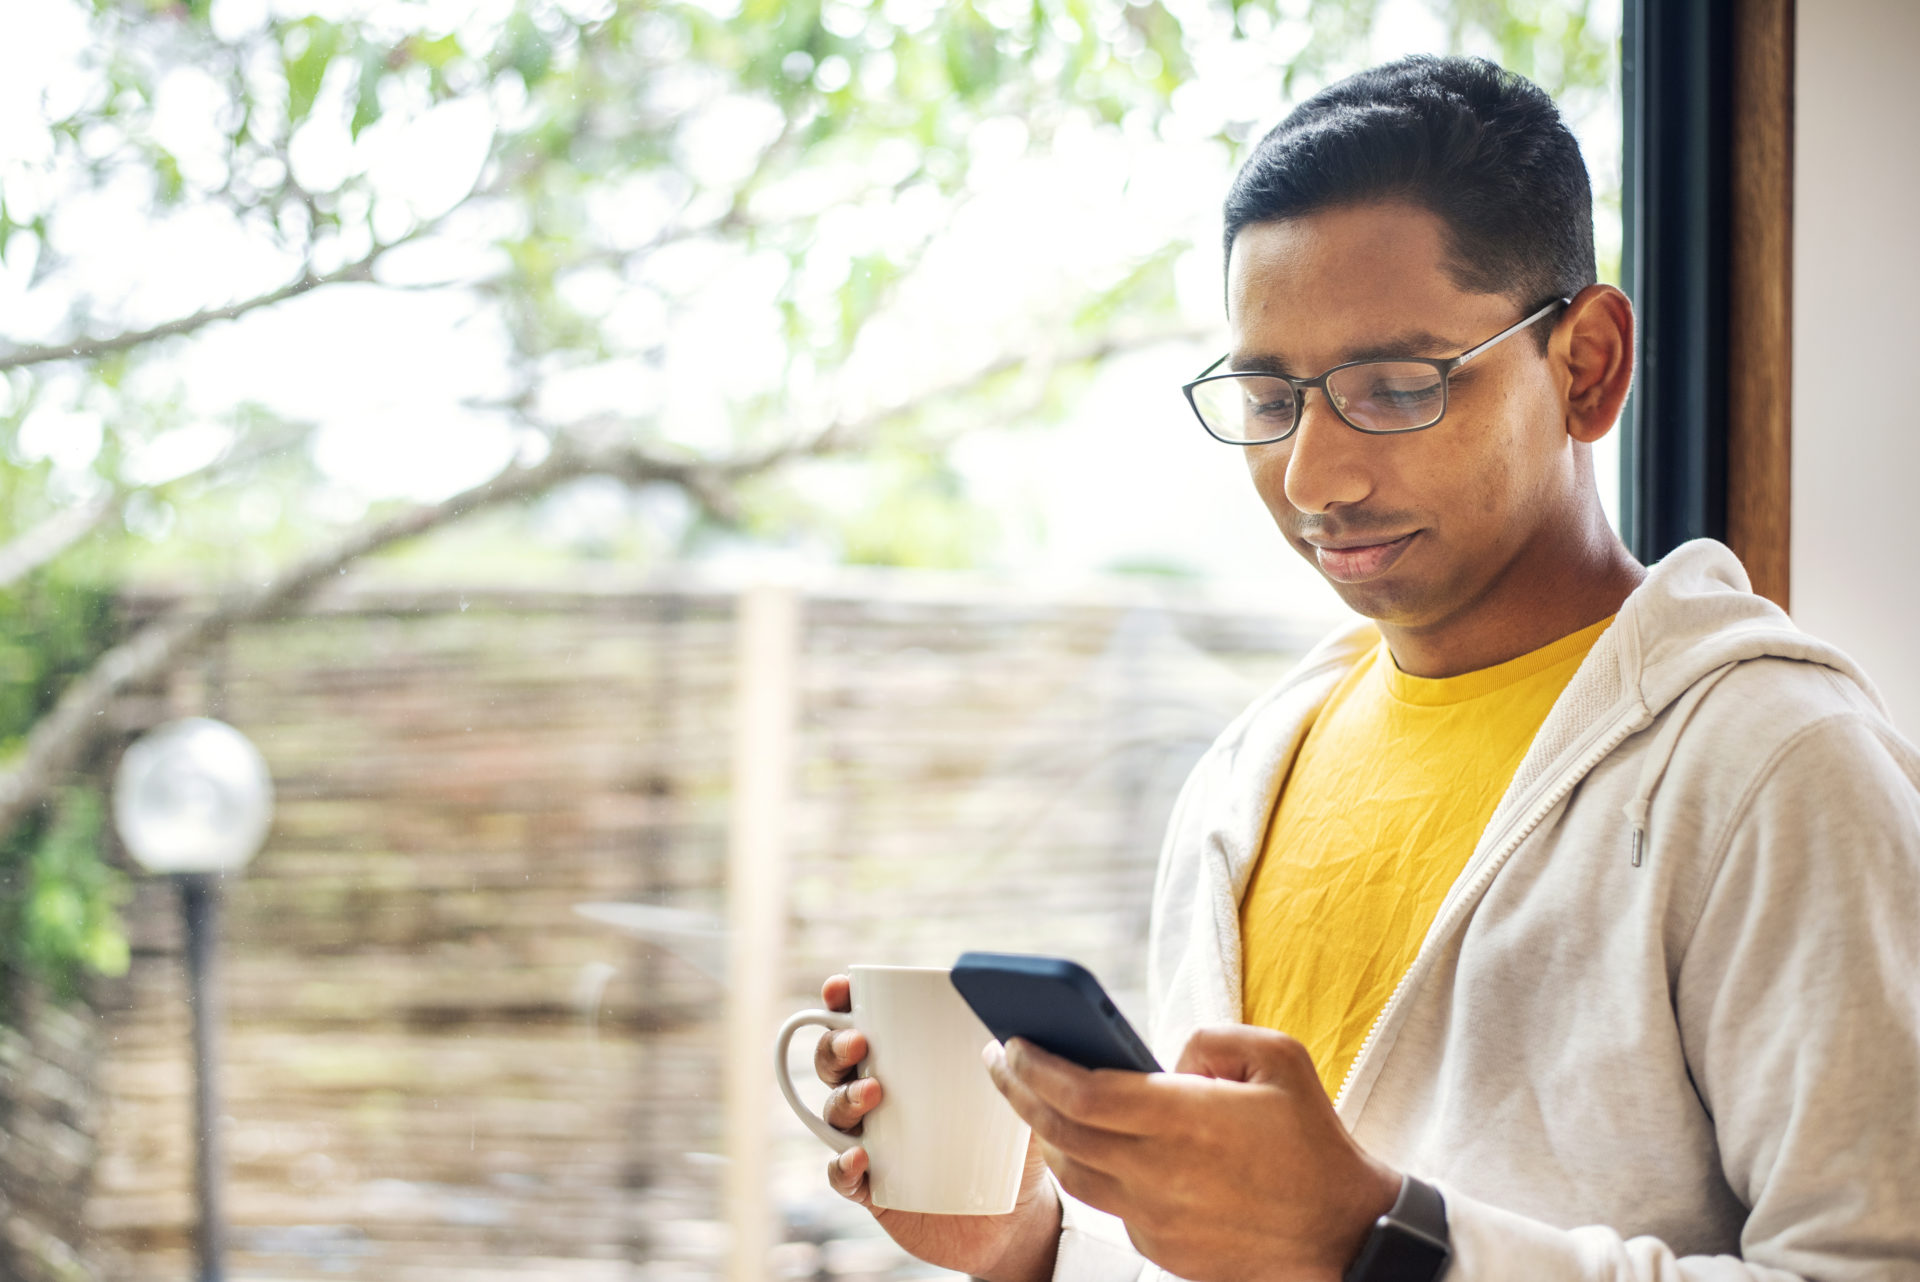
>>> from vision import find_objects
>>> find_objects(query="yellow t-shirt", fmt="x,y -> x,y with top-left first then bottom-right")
1239,616 -> 1613,1099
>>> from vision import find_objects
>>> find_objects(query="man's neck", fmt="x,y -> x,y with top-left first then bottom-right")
1379,520 -> 1646,680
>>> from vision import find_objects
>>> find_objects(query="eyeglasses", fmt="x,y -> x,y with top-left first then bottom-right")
1180,297 -> 1569,445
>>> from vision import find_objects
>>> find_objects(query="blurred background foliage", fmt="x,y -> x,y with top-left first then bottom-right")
0,0 -> 1616,999
0,576 -> 124,1002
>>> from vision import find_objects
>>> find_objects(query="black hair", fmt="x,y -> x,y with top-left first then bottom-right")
1223,55 -> 1596,339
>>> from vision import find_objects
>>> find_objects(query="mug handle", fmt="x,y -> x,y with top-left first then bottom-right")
774,1007 -> 859,1153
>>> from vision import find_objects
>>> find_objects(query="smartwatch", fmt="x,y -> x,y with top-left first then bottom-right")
1342,1173 -> 1451,1282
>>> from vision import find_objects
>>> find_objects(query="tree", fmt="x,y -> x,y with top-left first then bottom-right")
0,0 -> 1615,991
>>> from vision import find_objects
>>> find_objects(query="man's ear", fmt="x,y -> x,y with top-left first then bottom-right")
1555,283 -> 1634,444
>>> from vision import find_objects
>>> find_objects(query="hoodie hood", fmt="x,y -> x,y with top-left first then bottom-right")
1511,541 -> 1886,877
1486,539 -> 1884,863
1618,539 -> 1886,719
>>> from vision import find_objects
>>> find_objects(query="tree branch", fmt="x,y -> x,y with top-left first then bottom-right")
712,323 -> 1214,476
0,102 -> 549,375
0,321 -> 1212,844
0,432 -> 703,842
0,423 -> 316,591
0,496 -> 118,590
0,251 -> 383,372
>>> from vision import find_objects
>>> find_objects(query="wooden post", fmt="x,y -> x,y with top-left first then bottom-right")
723,584 -> 801,1282
1727,0 -> 1795,608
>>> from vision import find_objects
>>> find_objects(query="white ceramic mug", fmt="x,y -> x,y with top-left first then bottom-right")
774,965 -> 1030,1215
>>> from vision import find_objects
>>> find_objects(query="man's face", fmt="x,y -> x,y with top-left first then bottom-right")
1227,202 -> 1571,632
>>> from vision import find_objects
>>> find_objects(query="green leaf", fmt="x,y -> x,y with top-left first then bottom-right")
351,48 -> 385,139
285,17 -> 343,126
412,32 -> 464,71
19,789 -> 130,992
839,252 -> 901,347
500,13 -> 552,86
941,7 -> 1001,99
153,147 -> 185,202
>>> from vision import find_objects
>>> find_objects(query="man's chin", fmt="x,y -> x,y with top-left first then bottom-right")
1288,537 -> 1427,621
1325,576 -> 1428,624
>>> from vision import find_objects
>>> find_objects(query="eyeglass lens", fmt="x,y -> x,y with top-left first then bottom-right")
1190,360 -> 1447,441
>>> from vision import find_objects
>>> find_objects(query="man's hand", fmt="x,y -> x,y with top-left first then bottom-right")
984,1023 -> 1401,1282
812,974 -> 1063,1282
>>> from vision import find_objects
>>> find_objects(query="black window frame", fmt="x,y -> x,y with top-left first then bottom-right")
1619,0 -> 1735,561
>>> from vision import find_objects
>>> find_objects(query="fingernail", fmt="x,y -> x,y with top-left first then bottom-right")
855,1078 -> 875,1104
982,1039 -> 1006,1072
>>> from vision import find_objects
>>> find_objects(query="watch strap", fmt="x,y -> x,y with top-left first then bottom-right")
1342,1173 -> 1450,1282
1390,1173 -> 1448,1244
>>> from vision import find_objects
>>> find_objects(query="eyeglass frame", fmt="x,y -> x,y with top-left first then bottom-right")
1180,296 -> 1572,445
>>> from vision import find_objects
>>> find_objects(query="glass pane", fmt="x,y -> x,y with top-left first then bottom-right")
1327,362 -> 1447,431
1191,375 -> 1298,442
2,2 -> 1626,1279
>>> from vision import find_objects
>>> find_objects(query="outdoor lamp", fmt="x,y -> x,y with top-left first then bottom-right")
113,717 -> 273,876
112,716 -> 274,1282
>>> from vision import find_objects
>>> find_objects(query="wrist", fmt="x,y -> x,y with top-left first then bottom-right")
1360,1158 -> 1404,1227
1335,1157 -> 1404,1265
977,1179 -> 1062,1282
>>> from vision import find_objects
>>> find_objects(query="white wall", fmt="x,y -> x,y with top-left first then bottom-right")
1791,0 -> 1920,736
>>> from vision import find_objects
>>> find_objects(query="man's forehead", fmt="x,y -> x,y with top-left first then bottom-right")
1224,208 -> 1504,368
1226,203 -> 1457,294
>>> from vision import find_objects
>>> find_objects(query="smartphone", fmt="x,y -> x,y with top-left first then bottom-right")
950,951 -> 1162,1073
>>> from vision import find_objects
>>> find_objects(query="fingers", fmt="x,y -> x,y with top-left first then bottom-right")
822,1076 -> 883,1133
809,983 -> 879,1132
1174,1024 -> 1321,1094
995,1038 -> 1163,1136
827,1144 -> 872,1207
814,1026 -> 869,1087
983,1041 -> 1143,1179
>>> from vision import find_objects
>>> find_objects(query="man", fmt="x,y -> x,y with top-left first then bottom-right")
812,55 -> 1920,1281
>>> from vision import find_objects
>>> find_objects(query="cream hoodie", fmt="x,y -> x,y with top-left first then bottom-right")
1053,540 -> 1920,1282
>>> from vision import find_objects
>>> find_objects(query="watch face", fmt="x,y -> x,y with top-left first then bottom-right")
1350,1226 -> 1450,1282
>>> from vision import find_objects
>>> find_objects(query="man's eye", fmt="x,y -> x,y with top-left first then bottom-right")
1240,381 -> 1294,419
1376,382 -> 1442,407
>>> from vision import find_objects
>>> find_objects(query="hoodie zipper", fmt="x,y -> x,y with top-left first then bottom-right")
1331,705 -> 1651,1113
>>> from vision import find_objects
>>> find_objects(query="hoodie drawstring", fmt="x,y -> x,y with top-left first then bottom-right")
1623,663 -> 1738,867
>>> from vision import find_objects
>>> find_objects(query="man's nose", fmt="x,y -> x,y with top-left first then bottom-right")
1282,389 -> 1374,514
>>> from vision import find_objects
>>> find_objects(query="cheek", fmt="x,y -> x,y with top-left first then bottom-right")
1456,388 -> 1541,519
1481,452 -> 1515,516
1383,422 -> 1515,530
1244,444 -> 1292,510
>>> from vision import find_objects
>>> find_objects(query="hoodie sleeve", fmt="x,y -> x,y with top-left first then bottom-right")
1050,1186 -> 1150,1282
1442,710 -> 1920,1282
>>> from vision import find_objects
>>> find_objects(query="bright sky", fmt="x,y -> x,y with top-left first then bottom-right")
0,0 -> 1622,611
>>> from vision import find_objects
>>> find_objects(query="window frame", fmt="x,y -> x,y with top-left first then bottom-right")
1621,0 -> 1795,605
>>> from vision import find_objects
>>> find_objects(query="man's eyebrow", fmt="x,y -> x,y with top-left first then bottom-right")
1230,329 -> 1467,374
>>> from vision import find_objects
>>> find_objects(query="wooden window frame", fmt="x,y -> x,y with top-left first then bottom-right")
1726,0 -> 1794,608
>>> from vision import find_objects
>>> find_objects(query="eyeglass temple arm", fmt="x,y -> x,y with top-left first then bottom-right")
1451,297 -> 1572,369
1189,296 -> 1571,382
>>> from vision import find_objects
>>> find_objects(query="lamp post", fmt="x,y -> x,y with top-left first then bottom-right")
111,717 -> 274,1282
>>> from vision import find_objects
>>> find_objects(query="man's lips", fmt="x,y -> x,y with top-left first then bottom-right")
1305,531 -> 1419,583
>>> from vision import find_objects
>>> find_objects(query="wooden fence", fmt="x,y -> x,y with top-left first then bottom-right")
73,571 -> 1326,1281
